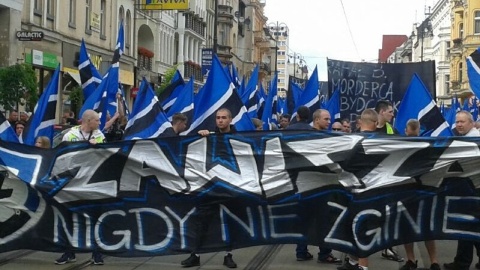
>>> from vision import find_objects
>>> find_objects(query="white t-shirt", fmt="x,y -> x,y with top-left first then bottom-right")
465,128 -> 480,137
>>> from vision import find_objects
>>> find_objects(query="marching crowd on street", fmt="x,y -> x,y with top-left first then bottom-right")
3,98 -> 480,270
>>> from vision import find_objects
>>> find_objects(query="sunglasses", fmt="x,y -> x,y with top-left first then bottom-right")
332,128 -> 342,131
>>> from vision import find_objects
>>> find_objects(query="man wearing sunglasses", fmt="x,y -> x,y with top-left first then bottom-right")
332,121 -> 344,132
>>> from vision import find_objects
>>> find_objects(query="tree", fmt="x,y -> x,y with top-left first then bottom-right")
0,64 -> 37,111
156,65 -> 178,96
68,85 -> 83,117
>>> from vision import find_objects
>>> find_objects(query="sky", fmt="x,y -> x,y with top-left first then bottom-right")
264,0 -> 436,80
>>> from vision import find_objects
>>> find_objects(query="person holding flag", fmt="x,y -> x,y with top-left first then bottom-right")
399,119 -> 441,270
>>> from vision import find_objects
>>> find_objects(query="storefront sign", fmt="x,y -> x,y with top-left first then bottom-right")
28,50 -> 59,69
16,31 -> 44,41
202,48 -> 213,76
90,12 -> 101,32
142,0 -> 189,10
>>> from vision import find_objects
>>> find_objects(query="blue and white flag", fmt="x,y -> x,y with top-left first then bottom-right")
262,72 -> 278,130
256,83 -> 267,119
322,88 -> 341,129
182,54 -> 254,134
292,66 -> 320,122
241,65 -> 259,119
277,97 -> 288,115
446,94 -> 461,129
166,77 -> 194,124
79,21 -> 124,130
123,78 -> 172,140
22,65 -> 60,146
160,70 -> 185,113
231,62 -> 241,89
462,98 -> 470,111
394,73 -> 453,137
0,111 -> 19,143
287,78 -> 304,115
79,39 -> 102,100
472,97 -> 478,121
112,21 -> 124,64
467,46 -> 480,98
79,65 -> 119,131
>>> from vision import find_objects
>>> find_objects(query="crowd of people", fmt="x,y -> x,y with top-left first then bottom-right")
4,97 -> 480,269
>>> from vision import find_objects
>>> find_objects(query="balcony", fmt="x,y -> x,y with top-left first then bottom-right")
451,80 -> 461,90
183,61 -> 203,81
217,45 -> 233,65
452,37 -> 462,46
452,0 -> 464,14
450,38 -> 463,55
259,62 -> 270,74
184,12 -> 206,37
218,5 -> 234,26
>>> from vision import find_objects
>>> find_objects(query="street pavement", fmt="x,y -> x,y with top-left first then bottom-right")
0,241 -> 471,269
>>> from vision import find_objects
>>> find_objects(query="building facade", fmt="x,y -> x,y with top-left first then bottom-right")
450,0 -> 480,99
268,22 -> 289,96
2,0 -> 279,116
429,0 -> 451,102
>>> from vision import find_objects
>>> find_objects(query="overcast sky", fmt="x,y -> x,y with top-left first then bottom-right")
264,0 -> 436,80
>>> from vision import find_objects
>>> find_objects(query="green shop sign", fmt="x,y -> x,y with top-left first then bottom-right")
25,49 -> 59,69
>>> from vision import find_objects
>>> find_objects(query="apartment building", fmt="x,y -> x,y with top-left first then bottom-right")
450,0 -> 480,99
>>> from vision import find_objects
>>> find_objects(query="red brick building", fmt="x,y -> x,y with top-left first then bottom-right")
378,35 -> 408,63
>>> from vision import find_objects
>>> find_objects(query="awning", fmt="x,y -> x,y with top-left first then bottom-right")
65,71 -> 81,85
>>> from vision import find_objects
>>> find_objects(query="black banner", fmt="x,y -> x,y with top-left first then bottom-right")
327,59 -> 436,124
0,132 -> 479,258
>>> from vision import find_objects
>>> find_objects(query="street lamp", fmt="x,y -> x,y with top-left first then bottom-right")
267,22 -> 288,74
288,52 -> 307,87
414,18 -> 433,62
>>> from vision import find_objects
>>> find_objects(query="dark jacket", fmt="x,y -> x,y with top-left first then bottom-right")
214,125 -> 237,134
286,121 -> 313,130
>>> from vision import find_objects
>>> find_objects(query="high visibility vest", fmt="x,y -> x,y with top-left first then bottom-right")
63,126 -> 105,143
385,122 -> 394,135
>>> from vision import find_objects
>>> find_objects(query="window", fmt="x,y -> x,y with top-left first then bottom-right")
475,11 -> 480,34
85,0 -> 92,34
34,0 -> 42,16
119,6 -> 125,25
445,74 -> 450,94
69,0 -> 76,27
46,0 -> 54,19
100,0 -> 106,39
458,62 -> 463,82
459,22 -> 464,38
126,10 -> 132,53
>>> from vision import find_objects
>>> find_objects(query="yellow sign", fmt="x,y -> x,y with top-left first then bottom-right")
90,12 -> 100,32
142,0 -> 189,10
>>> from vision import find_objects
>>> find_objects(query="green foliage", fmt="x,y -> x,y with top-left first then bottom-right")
68,85 -> 83,105
0,64 -> 38,111
68,85 -> 83,116
156,65 -> 178,96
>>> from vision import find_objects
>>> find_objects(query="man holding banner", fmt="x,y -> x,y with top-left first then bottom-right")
55,110 -> 105,266
181,108 -> 238,268
444,111 -> 480,270
374,100 -> 404,263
